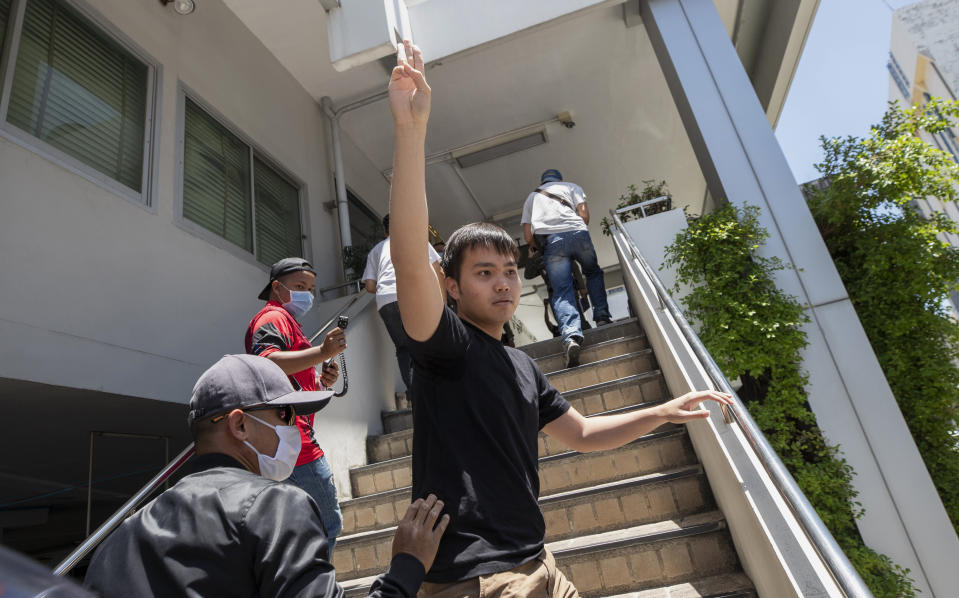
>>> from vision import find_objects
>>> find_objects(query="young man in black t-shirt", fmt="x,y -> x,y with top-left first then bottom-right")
386,40 -> 733,596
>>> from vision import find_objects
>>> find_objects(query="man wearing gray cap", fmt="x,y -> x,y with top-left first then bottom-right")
85,354 -> 449,598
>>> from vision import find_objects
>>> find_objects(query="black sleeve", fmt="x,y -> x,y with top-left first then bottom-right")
405,305 -> 469,379
534,359 -> 570,429
250,320 -> 291,356
243,484 -> 425,598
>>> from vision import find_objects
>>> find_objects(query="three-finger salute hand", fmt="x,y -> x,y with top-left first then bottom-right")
388,39 -> 431,128
659,390 -> 733,424
391,494 -> 450,572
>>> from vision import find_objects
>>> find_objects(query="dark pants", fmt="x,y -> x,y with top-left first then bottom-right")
379,302 -> 412,390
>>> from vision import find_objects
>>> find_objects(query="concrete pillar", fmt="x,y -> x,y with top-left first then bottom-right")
640,1 -> 959,595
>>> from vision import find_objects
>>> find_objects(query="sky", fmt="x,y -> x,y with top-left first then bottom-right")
775,0 -> 918,184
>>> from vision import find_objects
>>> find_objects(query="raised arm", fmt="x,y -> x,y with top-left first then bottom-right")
388,41 -> 444,342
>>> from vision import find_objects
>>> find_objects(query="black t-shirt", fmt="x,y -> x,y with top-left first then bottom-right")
407,306 -> 570,582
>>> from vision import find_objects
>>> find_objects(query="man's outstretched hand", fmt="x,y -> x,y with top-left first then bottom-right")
655,390 -> 733,424
388,40 -> 431,130
391,494 -> 449,572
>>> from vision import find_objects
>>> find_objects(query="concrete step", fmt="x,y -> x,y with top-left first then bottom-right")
547,349 -> 657,394
601,572 -> 755,597
520,318 -> 643,360
336,465 -> 714,575
339,511 -> 740,596
536,334 -> 650,374
367,371 -> 670,464
380,408 -> 412,434
549,512 -> 740,597
347,425 -> 695,521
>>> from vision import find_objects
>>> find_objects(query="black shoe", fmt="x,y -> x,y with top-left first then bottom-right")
595,318 -> 612,327
564,339 -> 581,368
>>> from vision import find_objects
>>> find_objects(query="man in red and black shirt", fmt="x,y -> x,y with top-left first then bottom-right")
245,258 -> 348,551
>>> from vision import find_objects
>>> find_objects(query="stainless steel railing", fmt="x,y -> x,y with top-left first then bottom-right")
53,443 -> 195,576
609,211 -> 872,598
614,195 -> 672,219
53,290 -> 369,577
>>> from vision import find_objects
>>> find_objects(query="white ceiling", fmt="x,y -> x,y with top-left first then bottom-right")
221,1 -> 787,271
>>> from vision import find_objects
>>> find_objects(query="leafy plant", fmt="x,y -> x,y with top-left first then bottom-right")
806,98 -> 959,536
664,203 -> 916,597
342,224 -> 385,282
600,180 -> 670,236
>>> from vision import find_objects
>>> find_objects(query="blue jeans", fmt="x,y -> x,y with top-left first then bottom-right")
287,455 -> 343,553
543,229 -> 611,345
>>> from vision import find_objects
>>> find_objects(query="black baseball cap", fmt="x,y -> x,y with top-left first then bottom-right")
257,258 -> 317,300
187,354 -> 333,425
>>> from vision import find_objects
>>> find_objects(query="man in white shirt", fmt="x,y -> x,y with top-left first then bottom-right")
363,213 -> 444,390
522,169 -> 612,368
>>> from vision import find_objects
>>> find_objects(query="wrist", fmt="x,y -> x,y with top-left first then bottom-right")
394,122 -> 428,138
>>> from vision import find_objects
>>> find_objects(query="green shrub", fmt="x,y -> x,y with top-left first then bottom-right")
806,98 -> 959,537
664,203 -> 915,597
600,180 -> 670,236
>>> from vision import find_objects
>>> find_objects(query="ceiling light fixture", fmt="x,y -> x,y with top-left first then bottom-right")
160,0 -> 196,15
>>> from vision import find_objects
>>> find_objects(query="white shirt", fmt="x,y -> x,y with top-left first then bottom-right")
520,181 -> 588,235
361,238 -> 442,309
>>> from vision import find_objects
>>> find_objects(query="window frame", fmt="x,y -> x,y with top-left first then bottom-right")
0,0 -> 160,210
174,83 -> 310,270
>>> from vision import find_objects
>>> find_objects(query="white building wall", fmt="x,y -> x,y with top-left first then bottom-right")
0,0 -> 355,403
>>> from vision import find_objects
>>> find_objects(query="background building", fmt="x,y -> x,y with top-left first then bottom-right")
889,0 -> 959,251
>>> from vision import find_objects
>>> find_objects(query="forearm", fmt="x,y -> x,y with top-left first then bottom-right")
551,406 -> 670,453
265,346 -> 331,375
367,554 -> 426,598
523,223 -> 535,247
390,128 -> 429,279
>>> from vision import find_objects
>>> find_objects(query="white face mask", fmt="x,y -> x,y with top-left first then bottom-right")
243,412 -> 302,481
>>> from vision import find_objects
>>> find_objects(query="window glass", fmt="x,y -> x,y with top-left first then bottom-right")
254,156 -> 302,265
347,190 -> 381,250
7,0 -> 147,191
0,0 -> 12,50
183,98 -> 252,250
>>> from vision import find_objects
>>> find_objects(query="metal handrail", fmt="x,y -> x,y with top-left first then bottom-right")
309,289 -> 368,343
53,443 -> 195,576
318,279 -> 363,297
609,211 -> 871,598
54,290 -> 369,577
614,195 -> 672,218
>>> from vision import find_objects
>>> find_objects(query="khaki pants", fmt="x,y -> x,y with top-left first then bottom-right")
418,549 -> 579,598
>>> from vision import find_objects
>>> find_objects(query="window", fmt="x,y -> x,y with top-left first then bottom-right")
347,190 -> 382,251
887,52 -> 911,100
0,0 -> 12,50
182,96 -> 304,265
2,0 -> 151,196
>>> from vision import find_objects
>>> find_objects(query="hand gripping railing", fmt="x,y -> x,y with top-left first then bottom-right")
609,211 -> 872,598
53,290 -> 369,577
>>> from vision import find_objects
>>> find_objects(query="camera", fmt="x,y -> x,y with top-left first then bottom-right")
337,315 -> 350,330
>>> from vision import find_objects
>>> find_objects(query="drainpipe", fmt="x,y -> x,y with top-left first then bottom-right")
321,92 -> 390,279
321,96 -> 352,254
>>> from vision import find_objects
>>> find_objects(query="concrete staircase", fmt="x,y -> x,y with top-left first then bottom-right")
335,319 -> 755,597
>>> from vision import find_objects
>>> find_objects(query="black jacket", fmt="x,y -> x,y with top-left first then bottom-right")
84,453 -> 423,597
